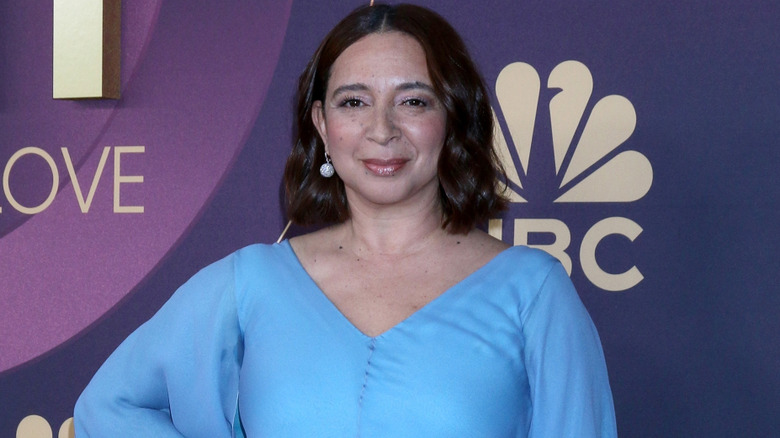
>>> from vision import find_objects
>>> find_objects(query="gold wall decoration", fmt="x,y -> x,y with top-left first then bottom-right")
53,0 -> 120,99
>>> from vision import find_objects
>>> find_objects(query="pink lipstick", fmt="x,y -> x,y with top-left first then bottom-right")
363,159 -> 408,176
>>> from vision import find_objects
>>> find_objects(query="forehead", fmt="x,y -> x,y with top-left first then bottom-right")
328,32 -> 430,88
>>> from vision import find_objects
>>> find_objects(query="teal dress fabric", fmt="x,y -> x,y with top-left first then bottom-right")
75,241 -> 617,437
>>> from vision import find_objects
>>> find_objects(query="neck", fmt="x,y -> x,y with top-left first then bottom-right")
336,198 -> 447,257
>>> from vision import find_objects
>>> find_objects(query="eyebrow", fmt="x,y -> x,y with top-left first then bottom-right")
330,83 -> 369,97
329,81 -> 435,98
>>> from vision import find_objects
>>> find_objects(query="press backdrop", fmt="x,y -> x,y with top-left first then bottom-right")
2,1 -> 778,436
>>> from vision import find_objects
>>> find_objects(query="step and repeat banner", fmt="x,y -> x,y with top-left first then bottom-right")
2,1 -> 778,436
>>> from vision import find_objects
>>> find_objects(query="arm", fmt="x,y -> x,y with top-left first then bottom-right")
74,254 -> 244,437
521,262 -> 617,437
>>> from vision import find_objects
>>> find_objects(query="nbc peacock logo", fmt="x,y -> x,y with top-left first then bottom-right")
489,60 -> 652,292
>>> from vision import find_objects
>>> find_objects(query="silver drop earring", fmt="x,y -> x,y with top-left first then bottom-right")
320,151 -> 335,178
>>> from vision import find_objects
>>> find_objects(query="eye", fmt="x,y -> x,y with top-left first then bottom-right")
339,97 -> 364,108
402,98 -> 427,107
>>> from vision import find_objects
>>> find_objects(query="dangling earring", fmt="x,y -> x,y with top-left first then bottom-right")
320,151 -> 335,178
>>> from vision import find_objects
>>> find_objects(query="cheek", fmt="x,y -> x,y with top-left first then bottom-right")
410,119 -> 447,154
323,119 -> 359,158
326,113 -> 362,138
323,121 -> 349,145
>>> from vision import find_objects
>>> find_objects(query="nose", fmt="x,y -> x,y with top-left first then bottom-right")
366,106 -> 400,145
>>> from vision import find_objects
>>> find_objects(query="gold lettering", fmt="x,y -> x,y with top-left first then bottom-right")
580,217 -> 643,292
62,146 -> 110,213
113,146 -> 144,213
488,218 -> 503,241
2,147 -> 60,214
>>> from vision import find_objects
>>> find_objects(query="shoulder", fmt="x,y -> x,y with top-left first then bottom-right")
451,229 -> 509,269
484,245 -> 573,310
181,242 -> 297,291
491,244 -> 561,278
188,242 -> 305,314
227,241 -> 299,278
186,242 -> 288,275
231,241 -> 292,263
452,231 -> 561,289
287,226 -> 338,260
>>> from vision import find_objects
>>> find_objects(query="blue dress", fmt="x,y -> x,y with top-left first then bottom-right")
75,241 -> 616,437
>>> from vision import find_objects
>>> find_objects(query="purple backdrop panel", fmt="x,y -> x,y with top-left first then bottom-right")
1,1 -> 292,373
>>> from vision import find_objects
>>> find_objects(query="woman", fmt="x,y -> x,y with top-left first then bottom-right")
75,3 -> 616,437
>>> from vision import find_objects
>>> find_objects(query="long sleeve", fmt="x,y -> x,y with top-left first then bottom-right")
74,253 -> 244,437
520,261 -> 617,437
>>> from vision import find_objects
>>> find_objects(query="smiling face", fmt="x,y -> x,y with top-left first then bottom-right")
312,31 -> 448,215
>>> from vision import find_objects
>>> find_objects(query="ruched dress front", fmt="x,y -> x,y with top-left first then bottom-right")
75,241 -> 616,437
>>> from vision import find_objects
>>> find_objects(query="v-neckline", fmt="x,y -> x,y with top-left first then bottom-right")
280,240 -> 515,340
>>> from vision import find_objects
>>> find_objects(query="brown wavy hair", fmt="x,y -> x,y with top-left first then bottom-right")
283,3 -> 507,233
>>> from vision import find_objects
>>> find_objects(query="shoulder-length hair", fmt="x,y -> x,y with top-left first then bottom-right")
283,3 -> 507,234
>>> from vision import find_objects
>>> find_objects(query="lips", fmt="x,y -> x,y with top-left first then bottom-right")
362,158 -> 408,176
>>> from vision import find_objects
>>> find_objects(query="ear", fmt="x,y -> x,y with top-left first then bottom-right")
312,101 -> 328,153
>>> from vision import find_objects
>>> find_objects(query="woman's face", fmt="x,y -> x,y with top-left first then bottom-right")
313,31 -> 447,213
